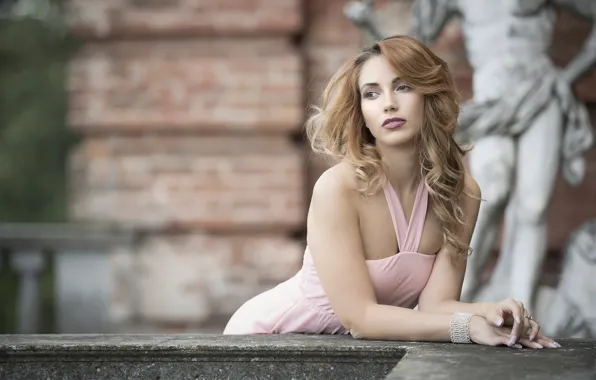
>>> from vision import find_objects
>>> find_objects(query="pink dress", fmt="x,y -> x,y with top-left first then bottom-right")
223,179 -> 436,335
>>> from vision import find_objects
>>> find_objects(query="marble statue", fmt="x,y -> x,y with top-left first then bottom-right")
543,218 -> 596,338
345,0 -> 596,313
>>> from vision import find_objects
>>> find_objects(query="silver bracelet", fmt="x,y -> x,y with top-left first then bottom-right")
450,312 -> 474,344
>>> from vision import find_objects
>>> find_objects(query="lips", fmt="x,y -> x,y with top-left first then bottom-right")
382,117 -> 406,129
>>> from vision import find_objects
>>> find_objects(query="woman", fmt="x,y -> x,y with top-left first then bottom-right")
223,35 -> 560,349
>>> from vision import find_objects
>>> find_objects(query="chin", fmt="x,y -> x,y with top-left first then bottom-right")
378,130 -> 417,147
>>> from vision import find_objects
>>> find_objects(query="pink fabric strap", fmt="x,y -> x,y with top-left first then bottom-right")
382,178 -> 428,252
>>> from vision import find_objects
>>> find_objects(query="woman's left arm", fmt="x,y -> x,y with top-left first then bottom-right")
417,173 -> 490,318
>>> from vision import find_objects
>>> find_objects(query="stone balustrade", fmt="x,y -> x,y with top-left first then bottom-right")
0,335 -> 594,379
0,223 -> 135,334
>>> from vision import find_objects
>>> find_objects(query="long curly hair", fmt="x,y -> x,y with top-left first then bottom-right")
306,35 -> 471,259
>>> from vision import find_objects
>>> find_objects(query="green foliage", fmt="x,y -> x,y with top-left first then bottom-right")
0,15 -> 80,223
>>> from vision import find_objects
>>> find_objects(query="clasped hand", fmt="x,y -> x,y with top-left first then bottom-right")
471,298 -> 561,349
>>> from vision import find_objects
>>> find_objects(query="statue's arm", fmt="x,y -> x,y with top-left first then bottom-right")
409,0 -> 460,44
553,0 -> 596,84
344,0 -> 385,41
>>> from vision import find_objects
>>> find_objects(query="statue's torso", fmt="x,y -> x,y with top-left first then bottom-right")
457,0 -> 557,101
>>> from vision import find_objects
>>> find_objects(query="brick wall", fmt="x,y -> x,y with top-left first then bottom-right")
68,39 -> 303,133
66,0 -> 306,330
66,0 -> 596,331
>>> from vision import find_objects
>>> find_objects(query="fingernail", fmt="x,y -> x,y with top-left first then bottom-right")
496,318 -> 503,326
535,344 -> 543,349
515,316 -> 521,324
513,343 -> 522,349
553,341 -> 561,348
508,336 -> 517,346
549,342 -> 559,348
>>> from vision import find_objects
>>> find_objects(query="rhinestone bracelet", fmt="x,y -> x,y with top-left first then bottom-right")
449,312 -> 474,344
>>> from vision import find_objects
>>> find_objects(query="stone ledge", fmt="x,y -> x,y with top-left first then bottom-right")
0,223 -> 135,251
0,335 -> 594,380
385,338 -> 595,380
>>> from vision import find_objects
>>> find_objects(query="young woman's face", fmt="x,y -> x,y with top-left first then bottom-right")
358,55 -> 424,148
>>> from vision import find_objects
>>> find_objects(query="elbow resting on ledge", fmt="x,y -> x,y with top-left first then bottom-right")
346,322 -> 372,340
339,304 -> 376,340
340,304 -> 417,341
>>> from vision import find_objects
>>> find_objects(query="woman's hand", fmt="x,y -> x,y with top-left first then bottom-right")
481,298 -> 560,348
483,298 -> 533,344
468,315 -> 559,349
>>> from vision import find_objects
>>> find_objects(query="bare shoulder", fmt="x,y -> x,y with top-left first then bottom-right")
308,162 -> 361,228
307,162 -> 362,246
461,172 -> 481,218
311,161 -> 360,203
463,172 -> 481,200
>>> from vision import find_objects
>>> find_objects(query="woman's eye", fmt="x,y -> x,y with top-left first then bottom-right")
396,84 -> 411,91
363,91 -> 378,99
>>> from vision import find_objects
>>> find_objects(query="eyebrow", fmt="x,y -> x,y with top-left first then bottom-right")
359,77 -> 402,92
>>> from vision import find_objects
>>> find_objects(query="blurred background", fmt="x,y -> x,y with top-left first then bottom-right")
0,0 -> 594,335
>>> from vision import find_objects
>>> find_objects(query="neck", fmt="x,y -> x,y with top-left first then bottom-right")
377,143 -> 421,193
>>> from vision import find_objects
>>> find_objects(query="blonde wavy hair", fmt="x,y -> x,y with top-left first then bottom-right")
306,35 -> 471,259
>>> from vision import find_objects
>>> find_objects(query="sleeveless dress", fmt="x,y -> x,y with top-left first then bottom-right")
223,179 -> 436,335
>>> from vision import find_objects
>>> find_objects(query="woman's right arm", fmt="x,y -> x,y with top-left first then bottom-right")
307,167 -> 455,341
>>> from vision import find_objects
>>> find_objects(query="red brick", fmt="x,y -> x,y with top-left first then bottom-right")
547,107 -> 596,250
304,0 -> 365,103
549,9 -> 596,102
305,0 -> 366,46
66,0 -> 302,38
69,38 -> 304,133
550,10 -> 592,62
69,135 -> 305,230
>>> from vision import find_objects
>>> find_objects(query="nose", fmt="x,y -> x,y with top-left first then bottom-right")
383,93 -> 398,113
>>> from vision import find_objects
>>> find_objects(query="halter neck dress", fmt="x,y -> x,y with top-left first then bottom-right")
223,179 -> 436,334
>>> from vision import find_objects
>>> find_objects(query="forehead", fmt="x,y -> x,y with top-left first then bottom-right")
358,55 -> 400,87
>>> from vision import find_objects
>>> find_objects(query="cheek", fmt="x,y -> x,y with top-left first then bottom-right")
414,103 -> 425,124
405,97 -> 425,123
360,101 -> 376,127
